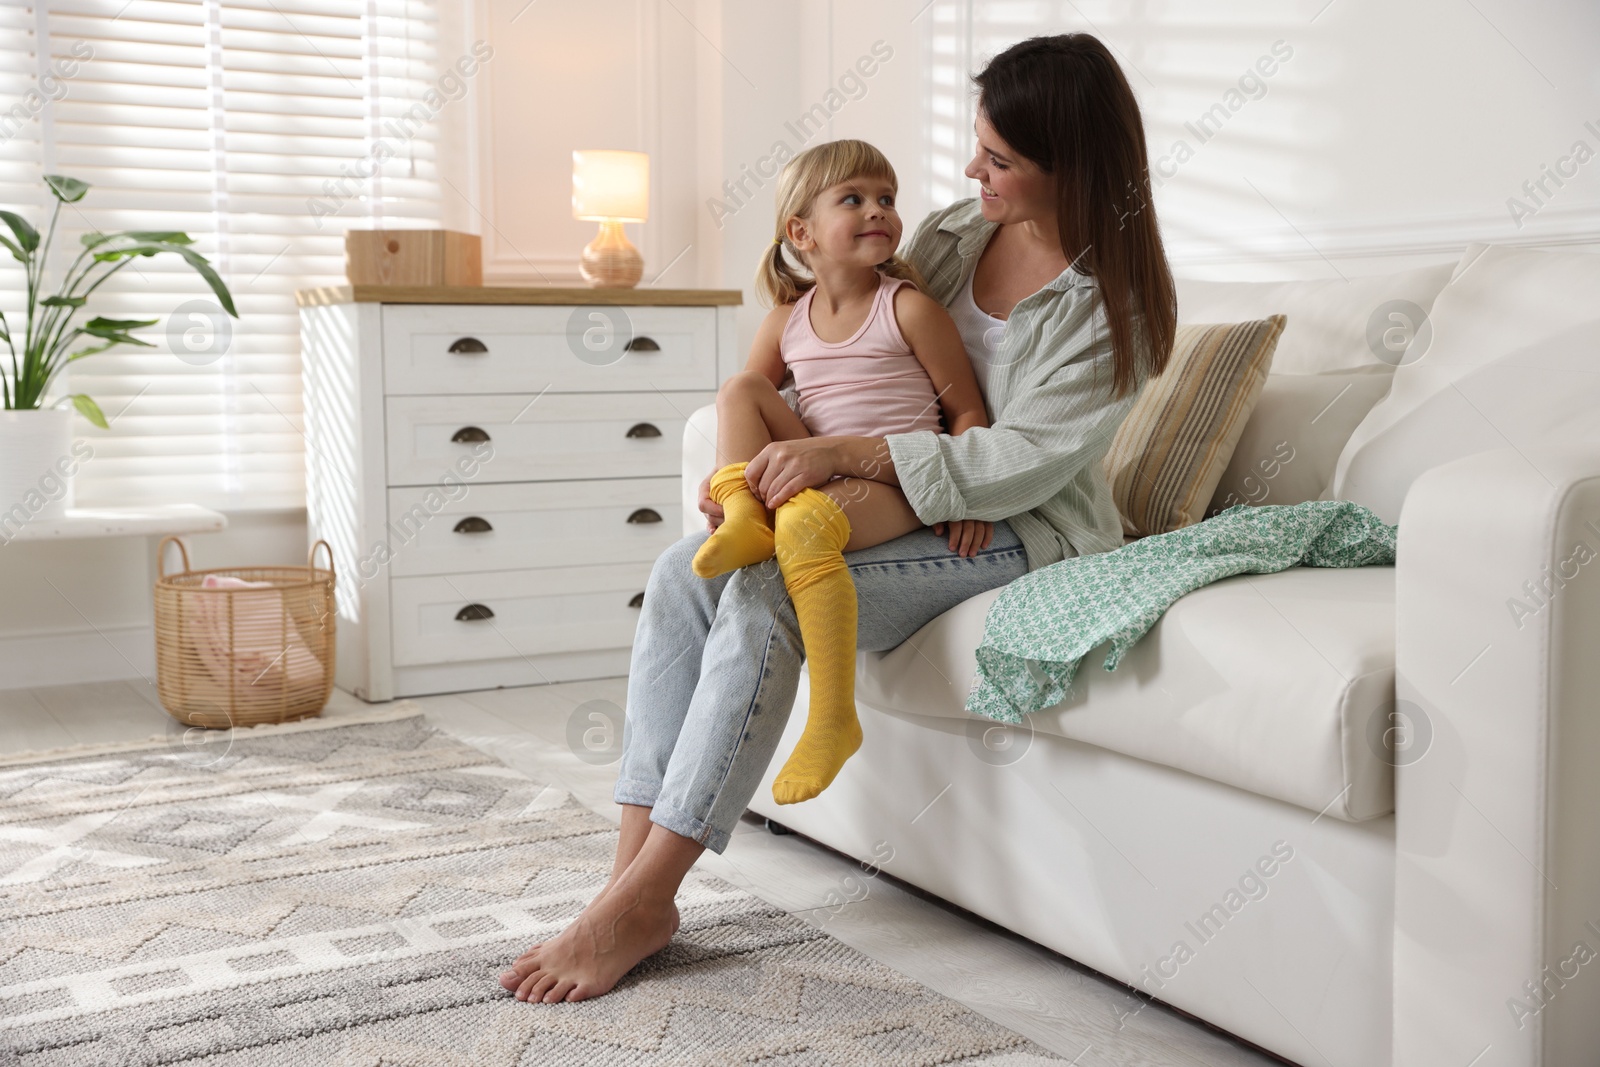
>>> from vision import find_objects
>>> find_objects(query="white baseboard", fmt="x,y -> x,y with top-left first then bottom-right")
0,623 -> 154,690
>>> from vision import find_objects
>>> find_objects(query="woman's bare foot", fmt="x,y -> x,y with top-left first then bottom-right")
498,885 -> 681,1003
505,871 -> 626,961
511,805 -> 654,958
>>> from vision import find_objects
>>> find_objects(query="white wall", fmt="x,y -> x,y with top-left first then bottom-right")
466,0 -> 1599,350
463,0 -> 704,287
0,511 -> 313,690
7,0 -> 1597,692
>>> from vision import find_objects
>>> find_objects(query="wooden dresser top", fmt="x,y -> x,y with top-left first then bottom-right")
295,285 -> 744,308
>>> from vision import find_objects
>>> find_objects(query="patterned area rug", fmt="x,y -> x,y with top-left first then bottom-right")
0,710 -> 1069,1066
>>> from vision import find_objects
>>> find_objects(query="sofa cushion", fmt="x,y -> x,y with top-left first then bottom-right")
1330,242 -> 1600,523
1207,366 -> 1395,514
855,564 -> 1398,821
1104,316 -> 1285,536
1175,262 -> 1457,375
1175,261 -> 1458,515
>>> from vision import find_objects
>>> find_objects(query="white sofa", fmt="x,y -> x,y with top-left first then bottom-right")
679,242 -> 1600,1067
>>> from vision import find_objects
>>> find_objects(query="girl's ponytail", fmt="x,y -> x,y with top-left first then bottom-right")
755,236 -> 813,307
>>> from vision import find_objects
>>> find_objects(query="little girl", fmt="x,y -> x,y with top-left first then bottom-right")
692,139 -> 992,805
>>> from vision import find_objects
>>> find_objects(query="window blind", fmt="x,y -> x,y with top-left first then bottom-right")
0,0 -> 444,509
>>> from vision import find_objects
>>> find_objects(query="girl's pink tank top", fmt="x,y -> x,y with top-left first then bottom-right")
779,273 -> 945,439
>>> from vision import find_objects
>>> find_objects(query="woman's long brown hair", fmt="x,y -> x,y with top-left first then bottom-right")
974,34 -> 1176,399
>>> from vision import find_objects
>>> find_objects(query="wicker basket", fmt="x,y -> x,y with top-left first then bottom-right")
154,537 -> 337,728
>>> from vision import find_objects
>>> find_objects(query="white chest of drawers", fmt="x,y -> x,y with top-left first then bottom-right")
297,285 -> 740,702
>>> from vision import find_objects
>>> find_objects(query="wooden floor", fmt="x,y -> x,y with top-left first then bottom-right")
0,677 -> 1284,1067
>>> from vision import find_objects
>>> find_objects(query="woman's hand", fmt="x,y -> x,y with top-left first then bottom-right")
697,471 -> 724,531
932,519 -> 993,557
745,438 -> 840,509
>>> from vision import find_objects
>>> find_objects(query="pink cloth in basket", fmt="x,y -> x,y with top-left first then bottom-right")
193,574 -> 325,695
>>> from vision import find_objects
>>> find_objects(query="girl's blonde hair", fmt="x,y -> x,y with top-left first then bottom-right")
756,139 -> 927,307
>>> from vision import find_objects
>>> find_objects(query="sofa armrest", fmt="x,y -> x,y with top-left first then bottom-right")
1394,441 -> 1600,1067
682,404 -> 718,538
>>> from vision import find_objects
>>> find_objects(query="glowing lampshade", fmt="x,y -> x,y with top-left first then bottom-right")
571,150 -> 650,224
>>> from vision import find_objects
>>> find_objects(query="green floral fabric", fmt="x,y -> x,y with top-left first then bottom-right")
965,501 -> 1398,723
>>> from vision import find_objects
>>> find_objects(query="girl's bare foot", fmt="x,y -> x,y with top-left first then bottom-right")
498,885 -> 680,1003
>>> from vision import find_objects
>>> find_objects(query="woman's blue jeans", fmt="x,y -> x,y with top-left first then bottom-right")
613,519 -> 1030,853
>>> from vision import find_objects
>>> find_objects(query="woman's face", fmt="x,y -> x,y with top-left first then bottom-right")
965,108 -> 1055,225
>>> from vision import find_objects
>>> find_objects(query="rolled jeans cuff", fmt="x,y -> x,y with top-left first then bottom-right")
648,797 -> 734,855
612,778 -> 660,809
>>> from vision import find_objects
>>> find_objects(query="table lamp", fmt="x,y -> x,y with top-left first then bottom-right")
572,149 -> 649,288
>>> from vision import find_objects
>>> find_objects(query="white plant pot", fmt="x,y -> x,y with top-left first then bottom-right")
0,407 -> 76,525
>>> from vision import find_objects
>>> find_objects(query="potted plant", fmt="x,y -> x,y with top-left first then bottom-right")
0,174 -> 237,521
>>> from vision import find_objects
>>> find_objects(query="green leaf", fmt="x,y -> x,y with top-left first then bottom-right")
175,247 -> 237,317
123,231 -> 194,245
65,340 -> 119,362
44,175 -> 89,203
82,325 -> 155,347
83,241 -> 240,318
69,393 -> 109,429
0,233 -> 24,264
0,210 -> 39,254
84,316 -> 159,331
92,246 -> 162,263
84,231 -> 194,251
40,295 -> 87,308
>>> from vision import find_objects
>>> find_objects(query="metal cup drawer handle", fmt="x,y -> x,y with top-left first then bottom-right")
625,422 -> 661,438
623,336 -> 659,352
455,603 -> 495,621
451,426 -> 491,443
626,508 -> 662,524
448,337 -> 488,354
453,516 -> 493,534
628,592 -> 645,608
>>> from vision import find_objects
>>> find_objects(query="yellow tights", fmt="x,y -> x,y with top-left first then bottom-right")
770,487 -> 860,805
691,462 -> 775,579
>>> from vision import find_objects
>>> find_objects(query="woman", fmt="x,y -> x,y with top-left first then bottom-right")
499,32 -> 1176,1005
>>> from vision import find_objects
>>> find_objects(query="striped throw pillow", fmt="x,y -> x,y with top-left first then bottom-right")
1103,315 -> 1287,537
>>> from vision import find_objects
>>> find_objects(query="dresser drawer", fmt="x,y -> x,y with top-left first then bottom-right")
385,391 -> 714,486
384,477 -> 682,577
382,304 -> 717,395
390,562 -> 653,667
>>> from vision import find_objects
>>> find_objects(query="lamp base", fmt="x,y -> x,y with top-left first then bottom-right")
579,220 -> 643,288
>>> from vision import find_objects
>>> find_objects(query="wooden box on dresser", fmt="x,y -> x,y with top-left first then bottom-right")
295,284 -> 741,702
